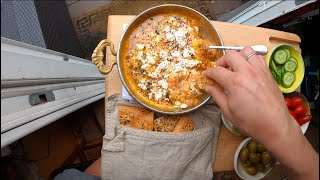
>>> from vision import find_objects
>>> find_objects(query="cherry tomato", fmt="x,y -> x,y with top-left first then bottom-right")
291,97 -> 303,108
293,104 -> 307,118
284,98 -> 293,108
289,110 -> 297,119
296,115 -> 312,126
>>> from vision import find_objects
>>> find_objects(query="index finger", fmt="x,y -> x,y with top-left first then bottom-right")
218,50 -> 250,72
204,66 -> 233,90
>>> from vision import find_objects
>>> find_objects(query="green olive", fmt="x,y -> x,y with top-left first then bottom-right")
245,166 -> 258,176
240,148 -> 249,162
241,160 -> 252,168
249,153 -> 260,164
242,143 -> 248,149
256,163 -> 265,172
257,143 -> 266,153
248,140 -> 258,153
262,151 -> 272,165
257,152 -> 261,159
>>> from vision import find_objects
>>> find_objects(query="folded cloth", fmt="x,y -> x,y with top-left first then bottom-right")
54,169 -> 100,180
101,94 -> 221,180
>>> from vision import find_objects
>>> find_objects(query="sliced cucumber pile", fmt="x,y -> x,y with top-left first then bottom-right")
269,48 -> 298,88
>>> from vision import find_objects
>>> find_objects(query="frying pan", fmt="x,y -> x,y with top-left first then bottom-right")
92,4 -> 225,114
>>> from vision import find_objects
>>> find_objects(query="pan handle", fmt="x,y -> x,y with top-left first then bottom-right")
92,39 -> 117,75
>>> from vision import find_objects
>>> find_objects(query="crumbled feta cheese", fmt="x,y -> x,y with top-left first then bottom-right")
180,27 -> 189,34
194,26 -> 199,33
141,63 -> 150,70
174,29 -> 186,39
182,47 -> 195,59
188,27 -> 194,32
146,56 -> 155,64
177,58 -> 200,69
155,92 -> 163,101
168,16 -> 176,23
180,103 -> 188,108
145,53 -> 156,64
173,29 -> 187,48
139,78 -> 147,84
185,60 -> 200,68
159,50 -> 168,60
158,79 -> 168,89
136,51 -> 144,60
171,61 -> 186,73
157,60 -> 169,70
166,32 -> 175,41
175,101 -> 181,106
135,44 -> 144,51
179,41 -> 187,47
182,49 -> 191,58
171,51 -> 180,58
164,26 -> 171,32
148,72 -> 158,78
148,88 -> 167,101
138,83 -> 147,90
164,74 -> 170,79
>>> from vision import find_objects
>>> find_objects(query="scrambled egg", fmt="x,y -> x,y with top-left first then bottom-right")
127,15 -> 217,109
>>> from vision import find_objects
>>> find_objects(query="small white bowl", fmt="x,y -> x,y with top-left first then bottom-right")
221,114 -> 244,136
234,138 -> 276,180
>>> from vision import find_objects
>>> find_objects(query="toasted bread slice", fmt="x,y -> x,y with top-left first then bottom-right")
172,115 -> 196,132
118,105 -> 152,127
153,115 -> 180,132
131,112 -> 154,131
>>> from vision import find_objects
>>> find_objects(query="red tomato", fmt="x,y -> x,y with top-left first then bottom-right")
289,110 -> 297,119
296,115 -> 312,126
284,98 -> 293,108
291,97 -> 303,108
293,104 -> 307,118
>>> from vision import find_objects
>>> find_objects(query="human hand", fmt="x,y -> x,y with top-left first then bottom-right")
204,46 -> 319,179
204,47 -> 296,144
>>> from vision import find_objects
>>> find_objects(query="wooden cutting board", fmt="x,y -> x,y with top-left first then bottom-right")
104,15 -> 301,172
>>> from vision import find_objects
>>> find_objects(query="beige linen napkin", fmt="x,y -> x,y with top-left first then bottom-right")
101,94 -> 221,180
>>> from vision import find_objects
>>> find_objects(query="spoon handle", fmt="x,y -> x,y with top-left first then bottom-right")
206,45 -> 268,55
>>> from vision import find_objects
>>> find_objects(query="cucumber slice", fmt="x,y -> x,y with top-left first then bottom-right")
270,59 -> 279,72
284,61 -> 297,72
283,49 -> 291,60
281,65 -> 286,76
276,67 -> 282,84
289,57 -> 298,66
271,70 -> 277,82
273,49 -> 287,65
282,72 -> 295,88
269,60 -> 282,84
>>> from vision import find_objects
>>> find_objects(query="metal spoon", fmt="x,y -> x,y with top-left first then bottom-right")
206,45 -> 268,55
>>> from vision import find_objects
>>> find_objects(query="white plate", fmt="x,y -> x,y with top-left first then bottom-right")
301,121 -> 310,134
222,114 -> 309,135
221,114 -> 243,136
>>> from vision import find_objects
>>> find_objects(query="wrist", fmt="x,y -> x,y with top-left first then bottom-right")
258,113 -> 293,150
265,115 -> 318,178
